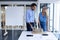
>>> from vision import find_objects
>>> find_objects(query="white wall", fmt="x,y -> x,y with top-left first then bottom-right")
54,3 -> 60,31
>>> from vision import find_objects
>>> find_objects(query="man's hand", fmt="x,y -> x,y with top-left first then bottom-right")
29,23 -> 34,31
31,25 -> 35,31
47,28 -> 50,32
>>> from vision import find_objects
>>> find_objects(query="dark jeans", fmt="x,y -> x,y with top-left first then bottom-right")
1,21 -> 5,28
26,22 -> 34,31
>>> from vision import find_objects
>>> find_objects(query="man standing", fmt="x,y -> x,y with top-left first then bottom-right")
26,3 -> 37,31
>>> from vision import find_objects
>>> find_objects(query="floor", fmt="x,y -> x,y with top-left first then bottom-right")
0,30 -> 22,40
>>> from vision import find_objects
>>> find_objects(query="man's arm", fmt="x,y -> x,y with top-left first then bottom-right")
26,10 -> 34,29
38,16 -> 41,28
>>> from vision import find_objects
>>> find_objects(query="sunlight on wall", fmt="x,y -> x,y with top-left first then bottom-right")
54,3 -> 60,31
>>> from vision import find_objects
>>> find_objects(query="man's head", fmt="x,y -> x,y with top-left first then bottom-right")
31,3 -> 37,10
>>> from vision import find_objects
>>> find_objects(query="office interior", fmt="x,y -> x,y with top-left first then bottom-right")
0,0 -> 60,40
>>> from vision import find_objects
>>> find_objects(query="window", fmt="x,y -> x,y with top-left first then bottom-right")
49,3 -> 54,31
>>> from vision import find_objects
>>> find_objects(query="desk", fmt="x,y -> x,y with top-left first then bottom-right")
18,31 -> 58,40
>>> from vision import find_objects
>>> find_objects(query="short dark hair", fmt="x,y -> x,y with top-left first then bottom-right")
31,3 -> 37,7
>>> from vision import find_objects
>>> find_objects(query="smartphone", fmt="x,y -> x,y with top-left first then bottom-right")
42,34 -> 48,36
26,35 -> 33,37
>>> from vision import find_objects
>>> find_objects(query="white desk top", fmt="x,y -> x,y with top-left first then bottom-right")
18,31 -> 58,40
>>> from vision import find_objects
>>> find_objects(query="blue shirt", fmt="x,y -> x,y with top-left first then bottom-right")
39,12 -> 47,23
39,12 -> 47,31
26,9 -> 35,23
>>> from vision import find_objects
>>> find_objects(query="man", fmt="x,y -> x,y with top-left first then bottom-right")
26,3 -> 37,31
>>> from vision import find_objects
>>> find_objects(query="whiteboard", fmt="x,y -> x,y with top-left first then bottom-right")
5,6 -> 24,26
